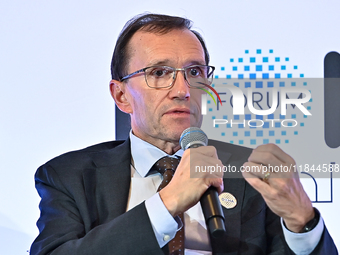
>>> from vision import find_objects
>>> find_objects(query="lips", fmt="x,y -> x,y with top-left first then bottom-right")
164,108 -> 191,115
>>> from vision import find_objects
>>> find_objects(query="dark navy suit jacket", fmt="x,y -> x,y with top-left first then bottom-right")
30,139 -> 338,255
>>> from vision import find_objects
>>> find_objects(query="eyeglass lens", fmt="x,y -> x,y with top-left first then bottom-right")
144,66 -> 213,88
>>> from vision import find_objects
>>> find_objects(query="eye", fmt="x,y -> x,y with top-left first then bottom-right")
188,66 -> 203,77
148,67 -> 172,78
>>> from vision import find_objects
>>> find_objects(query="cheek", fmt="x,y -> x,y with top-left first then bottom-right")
190,89 -> 204,105
129,91 -> 155,118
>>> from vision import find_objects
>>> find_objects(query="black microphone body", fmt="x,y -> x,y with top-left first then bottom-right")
180,127 -> 226,238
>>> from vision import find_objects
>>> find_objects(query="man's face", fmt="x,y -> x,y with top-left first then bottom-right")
115,29 -> 206,148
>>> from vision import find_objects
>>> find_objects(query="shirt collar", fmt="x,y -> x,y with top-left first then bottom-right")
129,131 -> 184,177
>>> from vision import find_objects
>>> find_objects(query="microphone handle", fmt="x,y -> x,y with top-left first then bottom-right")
200,186 -> 226,238
186,142 -> 226,238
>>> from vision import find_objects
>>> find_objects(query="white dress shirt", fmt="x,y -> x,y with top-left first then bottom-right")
126,131 -> 324,255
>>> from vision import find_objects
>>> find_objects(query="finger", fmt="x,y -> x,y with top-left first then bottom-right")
248,150 -> 284,167
243,161 -> 272,179
251,144 -> 294,164
208,177 -> 224,194
188,145 -> 219,159
190,160 -> 224,179
180,148 -> 217,168
244,160 -> 296,179
242,171 -> 272,195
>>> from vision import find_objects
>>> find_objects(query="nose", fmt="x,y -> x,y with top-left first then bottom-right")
169,70 -> 190,100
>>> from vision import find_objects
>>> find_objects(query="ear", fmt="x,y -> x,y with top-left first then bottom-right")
109,80 -> 133,114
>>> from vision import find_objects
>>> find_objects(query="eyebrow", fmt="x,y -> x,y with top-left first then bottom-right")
148,59 -> 206,67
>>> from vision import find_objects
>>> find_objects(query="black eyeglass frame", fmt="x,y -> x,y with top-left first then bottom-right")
119,65 -> 215,89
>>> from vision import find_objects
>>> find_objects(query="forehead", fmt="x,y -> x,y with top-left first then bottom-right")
126,28 -> 206,69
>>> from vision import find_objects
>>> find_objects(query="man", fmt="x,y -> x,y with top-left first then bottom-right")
30,13 -> 337,254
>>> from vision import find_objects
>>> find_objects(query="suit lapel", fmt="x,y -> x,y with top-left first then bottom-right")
82,139 -> 132,228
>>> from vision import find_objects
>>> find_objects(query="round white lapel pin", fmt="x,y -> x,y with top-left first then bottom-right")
219,192 -> 237,209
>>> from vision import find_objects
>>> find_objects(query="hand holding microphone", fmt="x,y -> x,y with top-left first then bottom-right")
180,127 -> 226,238
158,127 -> 226,238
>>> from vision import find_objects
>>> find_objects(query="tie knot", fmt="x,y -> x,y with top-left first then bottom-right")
153,156 -> 180,175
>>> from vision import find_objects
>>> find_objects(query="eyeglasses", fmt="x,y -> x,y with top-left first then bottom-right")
120,65 -> 215,89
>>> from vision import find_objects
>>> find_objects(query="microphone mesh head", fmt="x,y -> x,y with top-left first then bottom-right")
180,127 -> 208,150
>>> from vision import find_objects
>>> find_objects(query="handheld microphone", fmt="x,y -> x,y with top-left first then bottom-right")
180,127 -> 226,238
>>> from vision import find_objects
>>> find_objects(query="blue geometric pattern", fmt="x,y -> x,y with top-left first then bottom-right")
210,49 -> 311,145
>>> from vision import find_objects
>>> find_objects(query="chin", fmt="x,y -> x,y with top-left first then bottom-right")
165,128 -> 185,143
162,118 -> 202,141
172,124 -> 198,139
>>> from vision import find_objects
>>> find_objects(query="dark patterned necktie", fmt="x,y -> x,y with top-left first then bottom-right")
153,156 -> 184,255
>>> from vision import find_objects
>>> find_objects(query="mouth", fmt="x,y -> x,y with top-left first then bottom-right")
164,108 -> 192,116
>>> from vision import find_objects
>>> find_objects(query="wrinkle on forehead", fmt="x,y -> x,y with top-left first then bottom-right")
126,29 -> 205,72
